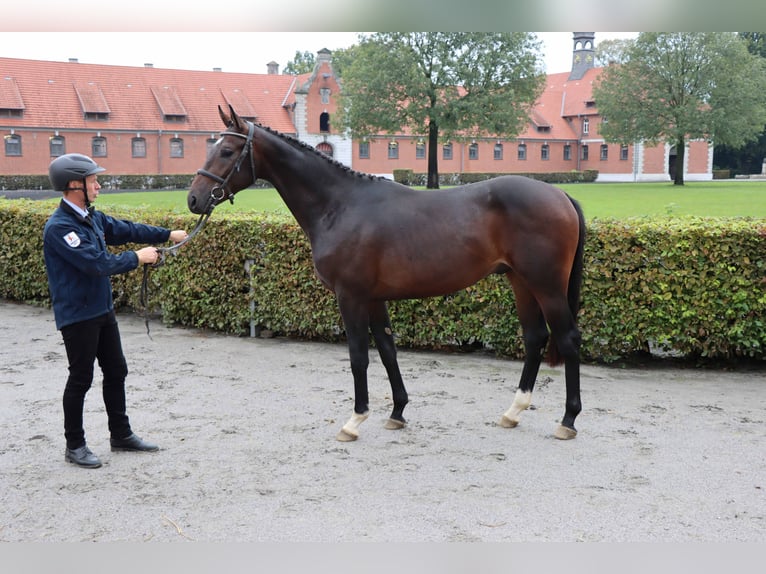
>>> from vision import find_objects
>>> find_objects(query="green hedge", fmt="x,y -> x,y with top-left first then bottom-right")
2,199 -> 764,362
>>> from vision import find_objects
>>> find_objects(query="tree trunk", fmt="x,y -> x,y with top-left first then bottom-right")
426,118 -> 440,189
674,138 -> 685,185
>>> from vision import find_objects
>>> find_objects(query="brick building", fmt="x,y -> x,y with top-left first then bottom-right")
0,33 -> 712,185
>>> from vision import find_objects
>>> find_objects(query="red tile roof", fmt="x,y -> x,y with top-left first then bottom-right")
73,81 -> 111,113
0,76 -> 25,110
517,68 -> 603,141
0,57 -> 299,133
1,56 -> 605,143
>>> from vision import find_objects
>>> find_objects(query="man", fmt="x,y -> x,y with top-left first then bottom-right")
43,153 -> 188,468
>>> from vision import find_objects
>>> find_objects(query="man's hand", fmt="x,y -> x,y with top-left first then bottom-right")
135,246 -> 160,265
169,230 -> 189,244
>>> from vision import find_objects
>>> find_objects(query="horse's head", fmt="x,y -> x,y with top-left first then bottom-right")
187,104 -> 257,214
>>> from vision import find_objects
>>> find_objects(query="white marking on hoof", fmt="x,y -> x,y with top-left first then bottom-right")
383,418 -> 406,430
499,390 -> 532,428
336,429 -> 358,442
499,414 -> 519,428
554,424 -> 577,440
336,411 -> 369,442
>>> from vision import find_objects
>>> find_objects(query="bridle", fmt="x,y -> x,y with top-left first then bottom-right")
195,120 -> 257,211
140,120 -> 258,338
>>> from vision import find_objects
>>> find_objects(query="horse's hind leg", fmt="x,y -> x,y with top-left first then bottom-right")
369,301 -> 408,430
500,277 -> 549,429
544,301 -> 582,440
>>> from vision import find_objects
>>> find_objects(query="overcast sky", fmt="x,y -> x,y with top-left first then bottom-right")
0,32 -> 637,76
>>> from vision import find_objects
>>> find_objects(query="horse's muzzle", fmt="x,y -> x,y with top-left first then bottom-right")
187,191 -> 204,214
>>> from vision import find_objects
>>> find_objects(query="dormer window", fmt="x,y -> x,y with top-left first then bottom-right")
74,81 -> 110,121
0,108 -> 23,118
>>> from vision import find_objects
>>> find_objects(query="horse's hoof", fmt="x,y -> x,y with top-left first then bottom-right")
499,415 -> 519,428
554,424 -> 577,440
336,429 -> 359,442
384,418 -> 406,430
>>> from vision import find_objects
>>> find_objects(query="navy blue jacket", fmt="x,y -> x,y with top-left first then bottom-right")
43,200 -> 170,329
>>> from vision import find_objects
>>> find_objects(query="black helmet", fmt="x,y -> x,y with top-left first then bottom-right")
49,153 -> 106,191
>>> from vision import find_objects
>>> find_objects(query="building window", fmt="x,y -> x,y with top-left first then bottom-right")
493,143 -> 503,160
443,143 -> 453,160
4,134 -> 21,156
517,143 -> 527,160
581,145 -> 589,161
84,112 -> 109,121
319,112 -> 330,133
320,88 -> 330,104
582,117 -> 590,134
468,142 -> 479,160
600,144 -> 609,160
170,137 -> 184,158
316,142 -> 333,157
50,135 -> 65,157
0,109 -> 23,119
388,141 -> 398,159
620,145 -> 629,160
206,138 -> 218,155
563,144 -> 572,161
132,137 -> 147,158
541,144 -> 550,160
415,141 -> 426,160
359,141 -> 370,159
92,136 -> 107,157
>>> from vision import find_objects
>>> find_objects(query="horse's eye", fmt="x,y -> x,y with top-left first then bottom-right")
220,147 -> 235,159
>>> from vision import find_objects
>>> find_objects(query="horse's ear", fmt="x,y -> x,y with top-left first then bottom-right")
218,105 -> 231,127
228,104 -> 244,129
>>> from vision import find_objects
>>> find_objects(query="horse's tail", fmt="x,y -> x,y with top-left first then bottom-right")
547,194 -> 586,366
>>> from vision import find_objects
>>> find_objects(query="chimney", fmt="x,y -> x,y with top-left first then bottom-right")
68,58 -> 78,63
213,67 -> 222,72
569,32 -> 595,81
267,61 -> 279,75
144,63 -> 154,68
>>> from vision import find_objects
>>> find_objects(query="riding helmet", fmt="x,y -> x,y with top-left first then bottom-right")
49,153 -> 106,191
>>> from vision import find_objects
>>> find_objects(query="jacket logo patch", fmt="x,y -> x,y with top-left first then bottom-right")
63,231 -> 81,247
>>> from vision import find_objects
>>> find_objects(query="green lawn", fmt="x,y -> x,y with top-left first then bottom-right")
560,181 -> 766,219
79,180 -> 766,220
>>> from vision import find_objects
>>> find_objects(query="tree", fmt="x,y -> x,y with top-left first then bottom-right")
714,33 -> 766,175
284,50 -> 316,75
741,32 -> 766,58
594,38 -> 632,68
593,32 -> 766,185
333,33 -> 545,189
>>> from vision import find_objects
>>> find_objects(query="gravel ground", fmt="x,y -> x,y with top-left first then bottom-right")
0,299 -> 764,543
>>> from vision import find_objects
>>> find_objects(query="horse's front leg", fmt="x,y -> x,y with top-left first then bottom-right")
369,300 -> 408,430
336,294 -> 371,442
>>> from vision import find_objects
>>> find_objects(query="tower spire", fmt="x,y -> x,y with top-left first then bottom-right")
569,32 -> 595,80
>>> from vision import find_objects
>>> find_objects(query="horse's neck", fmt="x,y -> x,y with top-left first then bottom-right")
256,129 -> 349,233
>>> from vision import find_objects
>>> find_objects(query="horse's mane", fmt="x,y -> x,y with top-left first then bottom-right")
256,123 -> 384,182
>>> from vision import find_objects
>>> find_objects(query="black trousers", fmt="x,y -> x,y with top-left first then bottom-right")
60,311 -> 132,449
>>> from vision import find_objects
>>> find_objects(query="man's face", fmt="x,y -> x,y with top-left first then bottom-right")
84,174 -> 101,203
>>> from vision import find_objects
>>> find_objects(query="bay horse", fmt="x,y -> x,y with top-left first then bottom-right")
188,105 -> 586,441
